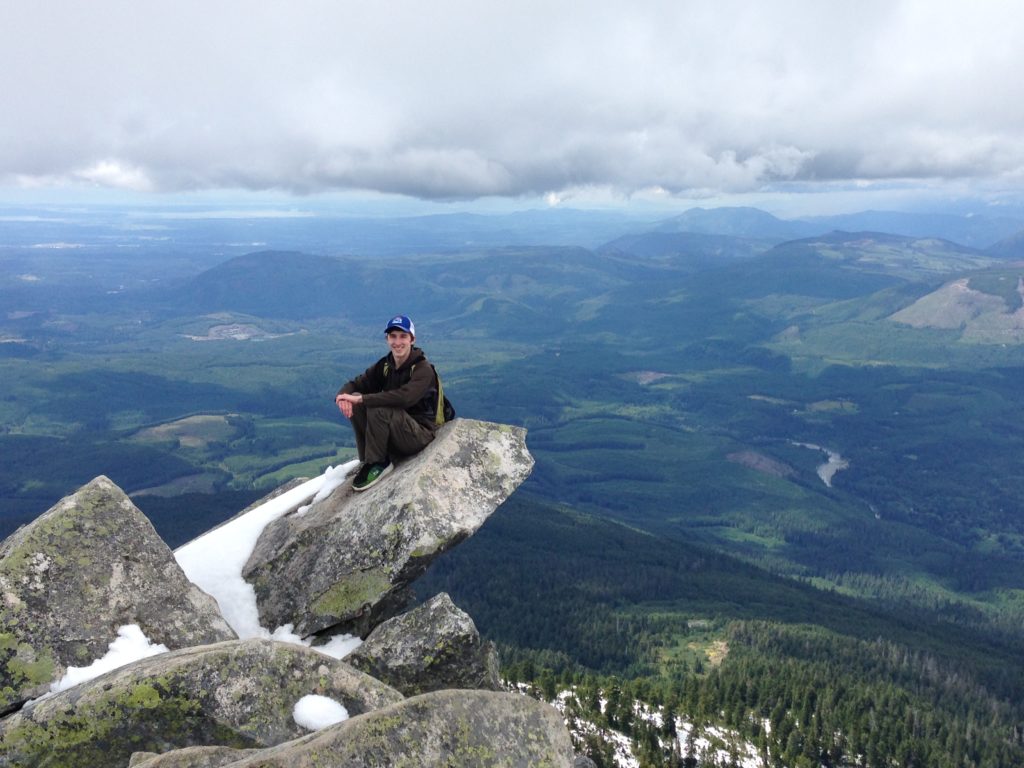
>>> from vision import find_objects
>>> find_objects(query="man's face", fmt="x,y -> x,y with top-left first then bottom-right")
387,329 -> 413,358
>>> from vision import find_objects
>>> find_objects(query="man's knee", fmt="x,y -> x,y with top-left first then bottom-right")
365,406 -> 397,428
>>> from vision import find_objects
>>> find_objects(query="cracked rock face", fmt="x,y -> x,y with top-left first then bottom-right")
129,746 -> 263,768
0,476 -> 236,712
347,592 -> 501,696
144,689 -> 574,768
0,638 -> 402,768
242,419 -> 533,639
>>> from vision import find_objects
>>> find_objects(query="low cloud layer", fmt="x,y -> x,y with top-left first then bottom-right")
3,1 -> 1023,201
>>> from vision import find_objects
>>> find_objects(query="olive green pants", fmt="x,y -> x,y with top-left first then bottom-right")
350,406 -> 436,464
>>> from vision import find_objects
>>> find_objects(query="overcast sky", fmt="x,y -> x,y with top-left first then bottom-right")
3,1 -> 1024,213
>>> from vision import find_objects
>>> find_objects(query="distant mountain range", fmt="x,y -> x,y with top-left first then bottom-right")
647,205 -> 1024,250
654,205 -> 812,240
988,228 -> 1024,258
3,201 -> 1024,256
158,227 -> 1022,357
369,204 -> 1024,253
172,246 -> 639,332
597,230 -> 775,266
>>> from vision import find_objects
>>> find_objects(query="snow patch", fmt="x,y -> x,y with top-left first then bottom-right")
293,694 -> 349,730
50,624 -> 168,693
174,460 -> 362,656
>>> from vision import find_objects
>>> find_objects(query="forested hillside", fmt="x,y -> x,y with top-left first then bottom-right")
4,206 -> 1024,765
419,497 -> 1024,766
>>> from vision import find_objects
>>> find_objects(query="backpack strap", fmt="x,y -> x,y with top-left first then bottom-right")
387,360 -> 449,425
434,368 -> 446,426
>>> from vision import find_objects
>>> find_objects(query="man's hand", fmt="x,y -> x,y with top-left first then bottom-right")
335,392 -> 363,419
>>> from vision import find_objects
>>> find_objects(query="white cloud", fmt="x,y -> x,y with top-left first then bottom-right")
2,1 -> 1024,201
75,160 -> 153,192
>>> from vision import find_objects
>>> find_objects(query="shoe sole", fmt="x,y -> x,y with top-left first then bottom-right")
352,463 -> 393,492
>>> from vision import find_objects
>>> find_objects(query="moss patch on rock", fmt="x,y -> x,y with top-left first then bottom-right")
311,567 -> 393,622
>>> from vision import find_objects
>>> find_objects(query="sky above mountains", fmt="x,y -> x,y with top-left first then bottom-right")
3,1 -> 1024,216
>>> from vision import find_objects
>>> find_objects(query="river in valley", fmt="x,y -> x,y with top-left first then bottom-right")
791,441 -> 850,487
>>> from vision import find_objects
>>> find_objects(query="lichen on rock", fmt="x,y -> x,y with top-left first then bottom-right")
0,419 -> 572,767
166,689 -> 573,768
0,476 -> 235,712
347,592 -> 501,696
241,419 -> 533,639
0,638 -> 402,768
129,745 -> 263,767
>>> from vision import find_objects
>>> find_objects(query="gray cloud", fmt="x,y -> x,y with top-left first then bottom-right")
2,0 -> 1024,201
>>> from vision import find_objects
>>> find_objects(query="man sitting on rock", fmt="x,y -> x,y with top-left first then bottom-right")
335,314 -> 444,491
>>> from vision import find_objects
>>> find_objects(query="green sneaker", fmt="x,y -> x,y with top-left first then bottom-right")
352,460 -> 392,492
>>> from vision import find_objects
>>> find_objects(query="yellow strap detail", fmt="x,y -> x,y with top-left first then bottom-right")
435,373 -> 446,426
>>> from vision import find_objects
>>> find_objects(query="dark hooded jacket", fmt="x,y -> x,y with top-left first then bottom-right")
337,347 -> 440,429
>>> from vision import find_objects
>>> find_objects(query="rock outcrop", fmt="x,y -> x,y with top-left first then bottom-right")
130,747 -> 263,768
0,476 -> 235,712
347,592 -> 500,695
0,638 -> 402,768
0,418 -> 566,767
138,690 -> 574,768
242,419 -> 533,638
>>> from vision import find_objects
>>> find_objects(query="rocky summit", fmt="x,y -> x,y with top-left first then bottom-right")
0,638 -> 402,767
347,591 -> 501,695
126,690 -> 573,767
0,418 -> 575,767
242,418 -> 535,638
0,476 -> 235,713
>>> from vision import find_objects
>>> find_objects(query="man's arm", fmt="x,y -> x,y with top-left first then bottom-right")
335,392 -> 358,419
335,359 -> 384,418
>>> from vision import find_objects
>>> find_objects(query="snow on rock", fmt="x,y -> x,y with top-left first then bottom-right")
174,461 -> 362,657
50,624 -> 168,693
0,475 -> 234,711
242,419 -> 535,639
293,694 -> 350,730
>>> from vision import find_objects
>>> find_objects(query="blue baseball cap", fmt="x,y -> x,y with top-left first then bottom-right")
384,314 -> 415,336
